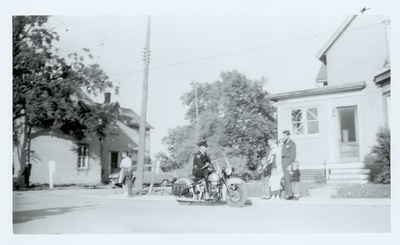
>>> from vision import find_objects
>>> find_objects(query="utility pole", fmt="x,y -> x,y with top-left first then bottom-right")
136,16 -> 151,191
194,82 -> 200,141
382,19 -> 391,67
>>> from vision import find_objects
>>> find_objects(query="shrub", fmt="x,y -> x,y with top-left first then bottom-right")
365,128 -> 390,184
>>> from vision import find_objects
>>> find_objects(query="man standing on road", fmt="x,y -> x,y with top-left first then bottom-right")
22,163 -> 32,188
281,130 -> 297,200
115,152 -> 134,188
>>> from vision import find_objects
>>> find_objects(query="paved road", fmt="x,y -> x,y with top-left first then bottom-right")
13,189 -> 390,234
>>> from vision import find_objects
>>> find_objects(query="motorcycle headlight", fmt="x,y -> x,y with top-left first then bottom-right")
224,167 -> 232,176
208,173 -> 219,182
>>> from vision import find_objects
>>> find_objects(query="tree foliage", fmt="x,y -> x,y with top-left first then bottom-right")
365,128 -> 391,184
161,71 -> 276,172
13,16 -> 117,175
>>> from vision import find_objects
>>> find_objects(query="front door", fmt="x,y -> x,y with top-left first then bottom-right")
110,151 -> 120,173
337,106 -> 359,162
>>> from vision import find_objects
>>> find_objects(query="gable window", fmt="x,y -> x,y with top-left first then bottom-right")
77,144 -> 89,169
291,107 -> 319,135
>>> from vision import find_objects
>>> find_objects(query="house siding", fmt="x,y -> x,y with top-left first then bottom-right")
29,134 -> 102,185
275,82 -> 384,168
326,15 -> 388,86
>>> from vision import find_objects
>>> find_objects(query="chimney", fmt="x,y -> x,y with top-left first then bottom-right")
104,92 -> 111,104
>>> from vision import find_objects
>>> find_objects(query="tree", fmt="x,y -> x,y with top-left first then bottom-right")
365,128 -> 390,184
163,70 -> 276,173
162,125 -> 197,168
154,152 -> 180,172
13,16 -> 116,180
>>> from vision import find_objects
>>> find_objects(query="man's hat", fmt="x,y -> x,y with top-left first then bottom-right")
197,139 -> 208,147
282,130 -> 291,135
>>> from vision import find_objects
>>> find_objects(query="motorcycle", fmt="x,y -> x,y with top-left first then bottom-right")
172,157 -> 248,207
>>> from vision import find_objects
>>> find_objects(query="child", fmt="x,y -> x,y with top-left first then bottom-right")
290,161 -> 301,199
269,166 -> 283,199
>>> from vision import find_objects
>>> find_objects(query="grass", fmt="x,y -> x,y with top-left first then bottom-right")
244,181 -> 325,198
332,183 -> 390,199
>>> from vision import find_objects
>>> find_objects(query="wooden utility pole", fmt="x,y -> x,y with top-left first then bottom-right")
382,19 -> 391,66
194,82 -> 200,141
136,16 -> 151,191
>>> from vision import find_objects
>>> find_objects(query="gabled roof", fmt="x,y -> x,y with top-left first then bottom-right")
316,15 -> 358,63
119,107 -> 153,130
73,88 -> 153,130
270,81 -> 366,102
115,121 -> 139,148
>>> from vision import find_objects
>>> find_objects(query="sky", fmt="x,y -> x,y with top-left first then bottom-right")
47,14 -> 354,156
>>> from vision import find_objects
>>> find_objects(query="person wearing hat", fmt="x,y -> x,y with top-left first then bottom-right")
281,130 -> 297,200
192,139 -> 212,180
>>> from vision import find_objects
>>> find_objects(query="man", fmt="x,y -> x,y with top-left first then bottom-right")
115,152 -> 134,188
192,139 -> 212,180
192,139 -> 213,198
281,130 -> 297,200
22,163 -> 32,188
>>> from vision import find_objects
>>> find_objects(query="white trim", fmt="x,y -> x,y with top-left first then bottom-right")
77,144 -> 89,170
288,106 -> 321,138
275,89 -> 364,106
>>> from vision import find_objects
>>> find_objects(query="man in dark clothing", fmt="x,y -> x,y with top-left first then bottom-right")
281,130 -> 297,200
22,163 -> 32,188
192,140 -> 212,180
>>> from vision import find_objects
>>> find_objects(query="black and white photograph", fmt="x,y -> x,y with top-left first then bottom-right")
1,0 -> 397,241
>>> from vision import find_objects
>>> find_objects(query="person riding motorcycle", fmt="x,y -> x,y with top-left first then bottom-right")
192,140 -> 213,194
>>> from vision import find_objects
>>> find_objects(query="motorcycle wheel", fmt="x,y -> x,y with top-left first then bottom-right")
226,183 -> 248,207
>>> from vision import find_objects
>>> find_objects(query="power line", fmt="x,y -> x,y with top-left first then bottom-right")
143,21 -> 387,72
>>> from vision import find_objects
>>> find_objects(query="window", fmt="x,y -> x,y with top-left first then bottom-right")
291,107 -> 319,135
306,108 -> 319,134
77,144 -> 89,169
291,109 -> 305,135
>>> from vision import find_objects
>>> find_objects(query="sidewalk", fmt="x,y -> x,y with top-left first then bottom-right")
14,185 -> 390,206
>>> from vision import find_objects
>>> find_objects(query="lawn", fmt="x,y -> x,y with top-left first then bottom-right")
244,181 -> 324,198
332,183 -> 390,198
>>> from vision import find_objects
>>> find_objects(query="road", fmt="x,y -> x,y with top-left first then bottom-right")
13,188 -> 390,234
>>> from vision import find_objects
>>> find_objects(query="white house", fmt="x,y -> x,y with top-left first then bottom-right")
270,14 -> 391,183
13,92 -> 152,186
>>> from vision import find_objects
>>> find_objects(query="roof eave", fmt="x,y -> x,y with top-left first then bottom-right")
316,15 -> 358,62
270,81 -> 366,102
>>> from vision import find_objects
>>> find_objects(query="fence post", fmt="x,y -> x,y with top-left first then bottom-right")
48,160 -> 56,189
324,161 -> 328,184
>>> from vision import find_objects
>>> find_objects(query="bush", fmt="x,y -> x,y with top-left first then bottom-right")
365,128 -> 390,184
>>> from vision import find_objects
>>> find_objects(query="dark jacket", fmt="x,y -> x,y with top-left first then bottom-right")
192,151 -> 211,178
281,139 -> 296,169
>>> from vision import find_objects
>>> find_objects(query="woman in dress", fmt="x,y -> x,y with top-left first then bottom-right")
259,138 -> 281,199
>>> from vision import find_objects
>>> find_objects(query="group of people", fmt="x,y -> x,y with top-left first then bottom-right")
260,130 -> 300,200
192,129 -> 300,201
115,129 -> 300,201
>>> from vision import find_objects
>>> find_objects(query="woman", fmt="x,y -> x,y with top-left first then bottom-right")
259,138 -> 281,199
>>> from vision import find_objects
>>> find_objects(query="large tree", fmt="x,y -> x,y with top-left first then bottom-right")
161,70 -> 276,172
13,16 -> 116,179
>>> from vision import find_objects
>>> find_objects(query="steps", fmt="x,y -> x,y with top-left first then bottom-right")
300,169 -> 325,183
327,162 -> 369,184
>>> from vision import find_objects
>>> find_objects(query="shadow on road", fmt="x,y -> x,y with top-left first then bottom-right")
13,205 -> 95,224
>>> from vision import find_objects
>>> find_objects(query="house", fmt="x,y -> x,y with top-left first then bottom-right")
13,91 -> 152,186
270,14 -> 390,183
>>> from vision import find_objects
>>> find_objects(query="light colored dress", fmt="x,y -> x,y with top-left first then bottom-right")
269,144 -> 283,192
